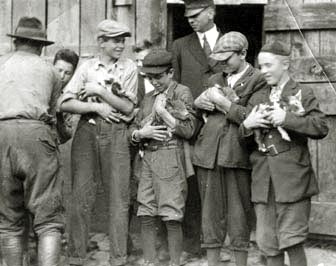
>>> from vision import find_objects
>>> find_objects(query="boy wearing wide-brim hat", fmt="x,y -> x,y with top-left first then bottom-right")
130,49 -> 197,266
193,31 -> 268,266
240,41 -> 328,266
0,17 -> 63,266
59,19 -> 138,266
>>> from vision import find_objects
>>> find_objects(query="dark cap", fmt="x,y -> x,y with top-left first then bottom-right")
140,49 -> 172,74
184,0 -> 215,17
7,16 -> 54,46
260,40 -> 291,56
210,31 -> 248,61
97,19 -> 131,38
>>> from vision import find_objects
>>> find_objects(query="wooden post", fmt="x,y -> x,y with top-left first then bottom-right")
136,0 -> 167,48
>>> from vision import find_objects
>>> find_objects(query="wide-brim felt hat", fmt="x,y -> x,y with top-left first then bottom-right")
7,16 -> 54,46
184,0 -> 215,17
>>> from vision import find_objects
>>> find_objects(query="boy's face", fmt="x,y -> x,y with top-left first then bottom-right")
258,52 -> 289,86
54,59 -> 75,87
219,50 -> 246,74
101,36 -> 126,60
146,69 -> 173,92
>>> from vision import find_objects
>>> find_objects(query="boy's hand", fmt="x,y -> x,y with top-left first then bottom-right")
194,91 -> 215,111
79,82 -> 104,99
243,106 -> 271,130
207,86 -> 224,104
138,123 -> 168,141
265,105 -> 286,126
94,102 -> 120,123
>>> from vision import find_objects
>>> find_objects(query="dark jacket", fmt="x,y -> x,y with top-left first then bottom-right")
239,78 -> 329,203
172,32 -> 223,99
192,65 -> 267,169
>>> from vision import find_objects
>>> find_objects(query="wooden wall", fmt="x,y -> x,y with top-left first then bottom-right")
265,0 -> 336,236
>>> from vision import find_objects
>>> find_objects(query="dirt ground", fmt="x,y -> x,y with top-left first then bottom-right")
56,232 -> 336,266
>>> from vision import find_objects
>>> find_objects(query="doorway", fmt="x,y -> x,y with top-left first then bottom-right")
167,4 -> 264,66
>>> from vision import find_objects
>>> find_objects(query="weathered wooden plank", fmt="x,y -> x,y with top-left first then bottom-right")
114,4 -> 135,58
80,0 -> 107,57
135,0 -> 166,48
320,30 -> 336,55
290,56 -> 336,83
167,0 -> 268,4
115,0 -> 132,5
310,201 -> 336,236
316,117 -> 336,201
12,0 -> 46,28
264,3 -> 336,31
0,0 -> 12,55
301,83 -> 336,115
46,0 -> 80,56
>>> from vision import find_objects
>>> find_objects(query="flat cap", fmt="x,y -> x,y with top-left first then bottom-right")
184,0 -> 215,17
140,49 -> 172,74
97,19 -> 131,38
260,40 -> 291,56
210,31 -> 248,61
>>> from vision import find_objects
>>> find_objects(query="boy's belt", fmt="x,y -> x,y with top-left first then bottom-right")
143,139 -> 183,151
265,142 -> 290,156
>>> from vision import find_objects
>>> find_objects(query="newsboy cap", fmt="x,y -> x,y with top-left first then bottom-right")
260,40 -> 291,56
97,19 -> 131,38
184,0 -> 215,17
140,49 -> 173,74
210,31 -> 248,61
7,16 -> 54,46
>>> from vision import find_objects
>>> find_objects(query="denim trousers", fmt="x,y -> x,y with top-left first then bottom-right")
68,117 -> 131,266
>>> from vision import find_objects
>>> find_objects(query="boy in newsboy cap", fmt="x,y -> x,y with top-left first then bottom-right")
130,49 -> 197,266
241,41 -> 328,266
59,19 -> 137,266
193,31 -> 267,266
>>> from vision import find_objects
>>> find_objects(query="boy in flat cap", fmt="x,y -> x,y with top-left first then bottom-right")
193,31 -> 267,266
240,40 -> 329,266
59,19 -> 138,266
171,0 -> 223,258
129,49 -> 197,266
0,17 -> 63,266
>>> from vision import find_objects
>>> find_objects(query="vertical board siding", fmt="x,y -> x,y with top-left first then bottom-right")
46,0 -> 80,56
80,0 -> 107,56
0,0 -> 12,54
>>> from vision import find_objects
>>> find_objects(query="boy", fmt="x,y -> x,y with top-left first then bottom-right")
59,19 -> 137,266
193,31 -> 267,266
130,49 -> 197,266
241,40 -> 329,266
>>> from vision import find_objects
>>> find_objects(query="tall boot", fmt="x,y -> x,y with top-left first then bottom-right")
1,236 -> 24,266
37,231 -> 61,266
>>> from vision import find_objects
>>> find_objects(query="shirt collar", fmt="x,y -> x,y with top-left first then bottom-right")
273,75 -> 290,91
196,25 -> 219,49
93,56 -> 125,71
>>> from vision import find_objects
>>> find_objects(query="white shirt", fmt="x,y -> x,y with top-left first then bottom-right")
196,25 -> 220,51
227,64 -> 250,88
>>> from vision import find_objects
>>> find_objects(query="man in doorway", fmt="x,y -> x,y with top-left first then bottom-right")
0,16 -> 63,266
171,0 -> 223,262
59,19 -> 137,266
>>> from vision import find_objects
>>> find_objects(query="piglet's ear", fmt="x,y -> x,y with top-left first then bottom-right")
295,89 -> 302,100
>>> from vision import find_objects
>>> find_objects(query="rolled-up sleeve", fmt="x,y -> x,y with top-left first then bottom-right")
121,60 -> 138,105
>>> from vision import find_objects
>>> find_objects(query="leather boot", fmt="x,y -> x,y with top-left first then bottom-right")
37,231 -> 61,266
1,236 -> 24,266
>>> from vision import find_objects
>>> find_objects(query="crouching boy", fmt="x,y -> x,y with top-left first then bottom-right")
130,49 -> 197,266
240,41 -> 329,266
